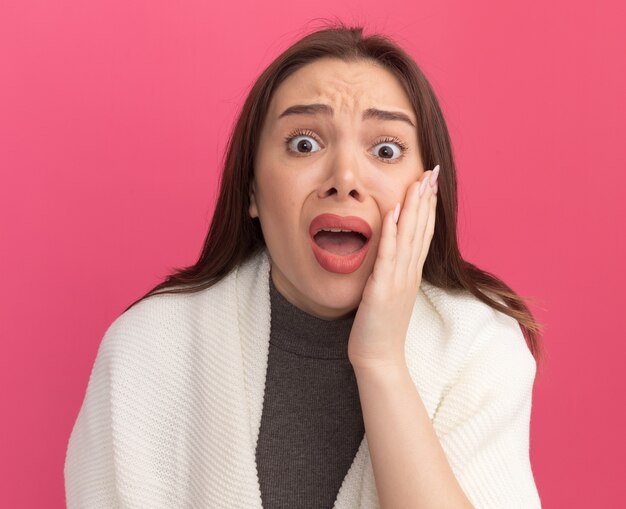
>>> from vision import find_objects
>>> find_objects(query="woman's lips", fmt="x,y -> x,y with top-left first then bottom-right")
308,213 -> 372,274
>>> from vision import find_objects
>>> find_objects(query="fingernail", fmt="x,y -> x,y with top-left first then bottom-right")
429,164 -> 440,187
432,182 -> 438,195
393,202 -> 400,224
419,177 -> 429,197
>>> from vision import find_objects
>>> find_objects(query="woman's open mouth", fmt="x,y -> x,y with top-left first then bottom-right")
309,214 -> 372,274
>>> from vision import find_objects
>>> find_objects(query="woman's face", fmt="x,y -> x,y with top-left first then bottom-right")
250,57 -> 424,320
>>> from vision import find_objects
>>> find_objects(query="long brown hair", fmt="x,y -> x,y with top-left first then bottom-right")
123,22 -> 545,370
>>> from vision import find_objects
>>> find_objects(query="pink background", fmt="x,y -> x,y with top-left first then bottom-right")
2,1 -> 624,507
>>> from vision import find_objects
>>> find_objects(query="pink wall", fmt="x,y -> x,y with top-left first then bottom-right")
2,1 -> 624,507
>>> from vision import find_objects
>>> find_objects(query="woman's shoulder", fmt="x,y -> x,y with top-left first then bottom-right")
100,268 -> 240,359
98,250 -> 269,360
418,280 -> 532,368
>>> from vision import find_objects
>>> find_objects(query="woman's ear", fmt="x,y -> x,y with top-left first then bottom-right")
248,179 -> 259,219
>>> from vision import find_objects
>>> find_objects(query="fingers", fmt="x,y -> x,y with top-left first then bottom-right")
395,176 -> 425,275
410,171 -> 437,275
415,183 -> 437,274
397,171 -> 434,279
371,205 -> 397,286
372,167 -> 439,290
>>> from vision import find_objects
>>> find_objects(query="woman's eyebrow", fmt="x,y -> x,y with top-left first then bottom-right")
278,103 -> 415,128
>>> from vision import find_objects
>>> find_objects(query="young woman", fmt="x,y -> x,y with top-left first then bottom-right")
65,24 -> 544,509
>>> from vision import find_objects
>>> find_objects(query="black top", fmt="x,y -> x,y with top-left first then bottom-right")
255,276 -> 365,508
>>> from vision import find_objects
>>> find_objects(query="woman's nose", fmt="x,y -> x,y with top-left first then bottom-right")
319,149 -> 364,201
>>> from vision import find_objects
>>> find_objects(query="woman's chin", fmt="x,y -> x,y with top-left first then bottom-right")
269,259 -> 366,319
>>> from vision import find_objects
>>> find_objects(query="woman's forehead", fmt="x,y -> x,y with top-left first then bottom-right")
268,58 -> 415,123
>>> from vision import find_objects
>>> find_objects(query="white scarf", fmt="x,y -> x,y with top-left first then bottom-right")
65,247 -> 541,508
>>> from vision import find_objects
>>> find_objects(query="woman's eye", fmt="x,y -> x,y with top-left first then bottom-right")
286,135 -> 322,155
371,141 -> 404,161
